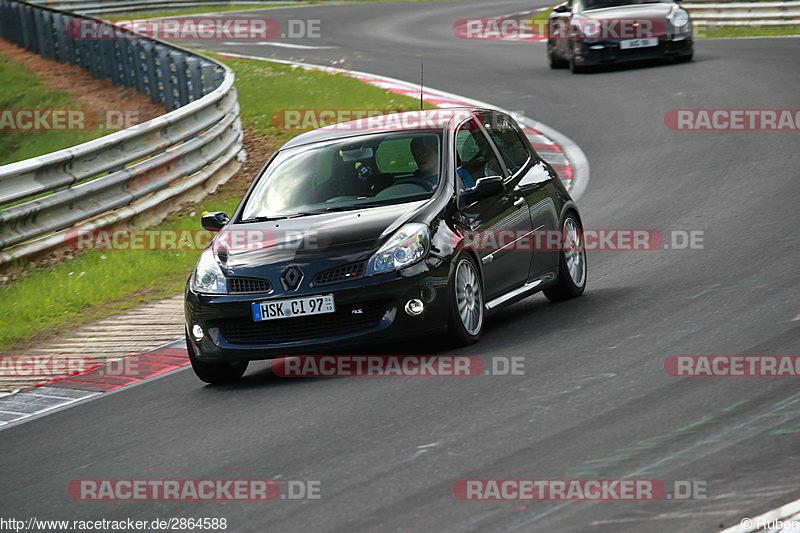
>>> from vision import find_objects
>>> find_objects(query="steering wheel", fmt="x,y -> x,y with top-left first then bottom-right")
395,178 -> 434,191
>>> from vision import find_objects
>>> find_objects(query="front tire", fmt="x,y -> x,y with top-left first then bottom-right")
187,333 -> 248,384
447,255 -> 485,346
569,53 -> 590,74
543,215 -> 587,302
548,44 -> 568,69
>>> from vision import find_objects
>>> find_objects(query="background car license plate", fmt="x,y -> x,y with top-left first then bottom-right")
252,294 -> 335,321
620,38 -> 658,50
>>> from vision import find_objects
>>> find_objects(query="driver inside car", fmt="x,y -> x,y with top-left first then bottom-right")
410,136 -> 440,189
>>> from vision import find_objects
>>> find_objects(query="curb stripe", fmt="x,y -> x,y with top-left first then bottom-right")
0,341 -> 188,430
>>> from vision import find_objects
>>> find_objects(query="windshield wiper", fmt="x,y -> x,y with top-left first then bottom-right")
239,213 -> 310,223
241,201 -> 414,222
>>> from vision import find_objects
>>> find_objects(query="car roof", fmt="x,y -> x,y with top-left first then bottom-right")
280,107 -> 490,150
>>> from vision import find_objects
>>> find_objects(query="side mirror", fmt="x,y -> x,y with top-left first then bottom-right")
201,211 -> 229,232
459,176 -> 504,208
553,4 -> 571,13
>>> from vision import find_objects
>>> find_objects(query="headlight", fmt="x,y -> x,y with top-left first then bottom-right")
582,19 -> 601,39
365,223 -> 429,276
670,8 -> 689,28
191,248 -> 227,294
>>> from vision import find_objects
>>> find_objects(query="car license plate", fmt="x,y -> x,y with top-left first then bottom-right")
252,294 -> 335,321
620,38 -> 658,49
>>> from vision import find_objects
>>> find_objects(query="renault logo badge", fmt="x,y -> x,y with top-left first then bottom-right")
281,266 -> 303,291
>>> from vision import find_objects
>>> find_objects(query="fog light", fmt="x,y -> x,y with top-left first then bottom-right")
405,299 -> 424,316
192,324 -> 204,341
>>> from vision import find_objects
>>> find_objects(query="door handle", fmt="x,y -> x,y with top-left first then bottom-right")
514,197 -> 526,208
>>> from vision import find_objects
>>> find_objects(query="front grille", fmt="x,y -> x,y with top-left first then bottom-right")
312,262 -> 366,286
228,277 -> 272,294
216,301 -> 388,344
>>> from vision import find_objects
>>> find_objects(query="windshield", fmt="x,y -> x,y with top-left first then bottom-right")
240,131 -> 443,221
577,0 -> 671,11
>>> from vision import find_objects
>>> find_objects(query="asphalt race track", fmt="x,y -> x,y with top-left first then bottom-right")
2,1 -> 800,530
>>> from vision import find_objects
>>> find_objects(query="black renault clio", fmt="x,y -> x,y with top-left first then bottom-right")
184,108 -> 587,383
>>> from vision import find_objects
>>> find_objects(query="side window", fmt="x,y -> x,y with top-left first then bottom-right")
455,119 -> 504,190
481,113 -> 531,176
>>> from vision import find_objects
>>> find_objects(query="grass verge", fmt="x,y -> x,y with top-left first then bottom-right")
106,3 -> 309,21
696,25 -> 800,39
1,57 -> 433,350
0,51 -> 107,166
105,0 -> 450,21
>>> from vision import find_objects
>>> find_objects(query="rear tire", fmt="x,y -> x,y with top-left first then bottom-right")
543,214 -> 587,302
187,333 -> 248,384
447,255 -> 485,346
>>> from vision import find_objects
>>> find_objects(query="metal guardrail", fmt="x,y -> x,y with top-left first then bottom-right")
0,0 -> 245,265
25,0 -> 299,16
685,1 -> 800,25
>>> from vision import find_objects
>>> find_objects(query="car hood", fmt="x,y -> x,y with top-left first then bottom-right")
579,3 -> 673,21
214,200 -> 427,277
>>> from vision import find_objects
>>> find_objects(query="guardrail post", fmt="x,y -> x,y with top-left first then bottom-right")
109,39 -> 124,86
174,52 -> 189,107
78,34 -> 91,70
23,5 -> 37,53
130,39 -> 146,94
142,41 -> 160,103
0,1 -> 18,45
201,61 -> 216,96
33,9 -> 45,56
213,66 -> 224,90
100,37 -> 114,80
40,10 -> 55,60
187,56 -> 203,102
52,13 -> 68,63
157,45 -> 175,109
118,36 -> 134,88
0,1 -> 7,43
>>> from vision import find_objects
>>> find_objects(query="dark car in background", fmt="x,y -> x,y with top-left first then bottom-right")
184,108 -> 586,383
548,0 -> 694,72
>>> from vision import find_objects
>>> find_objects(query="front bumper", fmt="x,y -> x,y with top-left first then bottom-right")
184,257 -> 453,362
572,36 -> 693,65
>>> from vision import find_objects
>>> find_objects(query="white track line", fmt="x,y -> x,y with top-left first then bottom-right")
221,41 -> 338,49
721,498 -> 800,532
